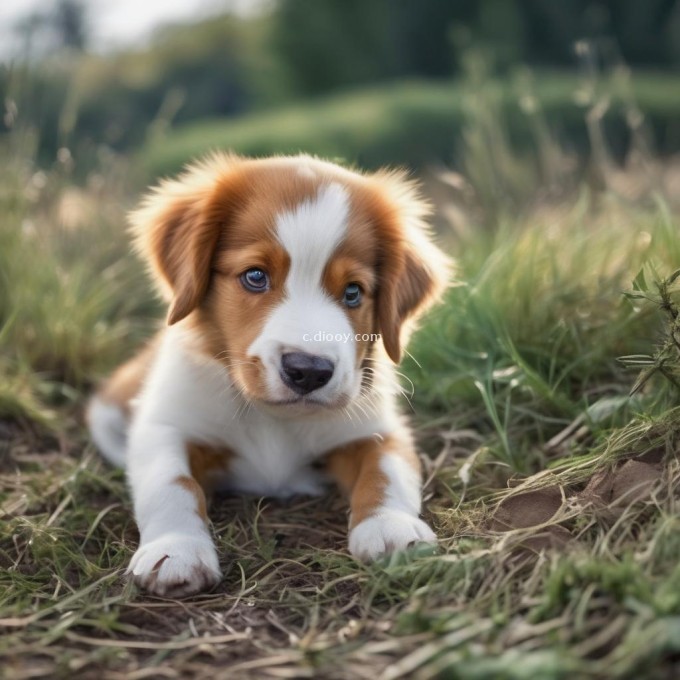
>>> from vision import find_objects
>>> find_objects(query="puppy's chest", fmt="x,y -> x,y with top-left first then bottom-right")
215,422 -> 332,498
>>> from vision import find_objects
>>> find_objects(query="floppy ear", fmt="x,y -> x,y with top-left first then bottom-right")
371,171 -> 452,363
129,154 -> 241,325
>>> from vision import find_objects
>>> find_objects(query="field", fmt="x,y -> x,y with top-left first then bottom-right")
2,96 -> 680,679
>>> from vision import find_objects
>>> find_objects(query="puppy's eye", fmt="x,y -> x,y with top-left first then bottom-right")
241,268 -> 269,292
343,282 -> 362,308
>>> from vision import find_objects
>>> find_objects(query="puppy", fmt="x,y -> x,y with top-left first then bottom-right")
87,153 -> 450,596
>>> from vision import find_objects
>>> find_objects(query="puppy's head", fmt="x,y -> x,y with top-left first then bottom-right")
131,153 -> 450,412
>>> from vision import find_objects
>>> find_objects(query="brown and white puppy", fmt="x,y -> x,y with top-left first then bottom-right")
87,153 -> 450,597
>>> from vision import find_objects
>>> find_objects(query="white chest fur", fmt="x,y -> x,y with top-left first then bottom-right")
131,328 -> 399,498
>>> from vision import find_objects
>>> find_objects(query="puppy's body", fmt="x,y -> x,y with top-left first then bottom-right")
88,154 -> 449,597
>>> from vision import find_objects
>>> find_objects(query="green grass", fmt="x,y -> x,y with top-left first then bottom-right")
405,196 -> 680,465
3,103 -> 680,678
0,137 -> 159,413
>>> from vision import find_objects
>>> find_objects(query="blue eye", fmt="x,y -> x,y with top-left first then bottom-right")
241,268 -> 269,292
343,283 -> 362,308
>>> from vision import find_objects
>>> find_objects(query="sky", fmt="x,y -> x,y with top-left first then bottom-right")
0,0 -> 268,57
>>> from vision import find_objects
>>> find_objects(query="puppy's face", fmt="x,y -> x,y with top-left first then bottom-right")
206,180 -> 378,410
131,155 -> 449,413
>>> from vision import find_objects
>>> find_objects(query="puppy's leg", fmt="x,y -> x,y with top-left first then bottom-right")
326,433 -> 436,561
126,427 -> 222,597
87,335 -> 160,467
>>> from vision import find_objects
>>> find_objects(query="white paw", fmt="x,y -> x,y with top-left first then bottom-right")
348,510 -> 437,562
127,533 -> 221,597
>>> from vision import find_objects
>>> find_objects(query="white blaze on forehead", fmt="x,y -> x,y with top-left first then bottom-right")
248,181 -> 357,399
275,182 -> 349,294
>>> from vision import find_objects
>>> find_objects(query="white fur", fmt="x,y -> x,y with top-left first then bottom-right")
132,326 -> 398,498
348,511 -> 436,562
380,454 -> 423,516
276,182 -> 348,263
127,533 -> 220,597
86,396 -> 127,467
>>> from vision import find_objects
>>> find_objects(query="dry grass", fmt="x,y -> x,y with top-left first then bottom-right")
3,408 -> 680,678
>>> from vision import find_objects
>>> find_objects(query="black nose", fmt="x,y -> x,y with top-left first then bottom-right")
280,352 -> 335,395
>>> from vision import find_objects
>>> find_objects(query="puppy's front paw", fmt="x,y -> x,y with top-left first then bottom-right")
348,510 -> 437,562
127,533 -> 221,597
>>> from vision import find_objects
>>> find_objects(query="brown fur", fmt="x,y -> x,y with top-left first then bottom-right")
97,334 -> 160,414
187,443 -> 232,494
360,171 -> 450,362
175,475 -> 208,522
325,434 -> 421,528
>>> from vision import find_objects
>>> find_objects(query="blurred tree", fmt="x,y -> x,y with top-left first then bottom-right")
518,0 -> 680,67
70,13 -> 289,151
272,0 -> 475,95
13,0 -> 88,57
54,0 -> 88,52
272,0 -> 680,95
388,0 -> 478,76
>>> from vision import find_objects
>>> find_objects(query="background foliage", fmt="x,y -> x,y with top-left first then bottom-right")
2,0 -> 680,174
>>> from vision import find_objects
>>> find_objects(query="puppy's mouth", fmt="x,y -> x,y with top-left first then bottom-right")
261,394 -> 350,411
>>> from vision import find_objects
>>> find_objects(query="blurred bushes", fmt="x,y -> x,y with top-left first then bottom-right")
141,73 -> 680,179
2,0 -> 680,171
73,14 -> 290,150
1,12 -> 288,163
140,81 -> 462,176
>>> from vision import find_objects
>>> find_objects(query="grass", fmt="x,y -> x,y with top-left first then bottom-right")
3,86 -> 680,679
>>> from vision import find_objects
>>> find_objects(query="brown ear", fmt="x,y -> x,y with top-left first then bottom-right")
371,171 -> 452,363
129,153 -> 240,325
